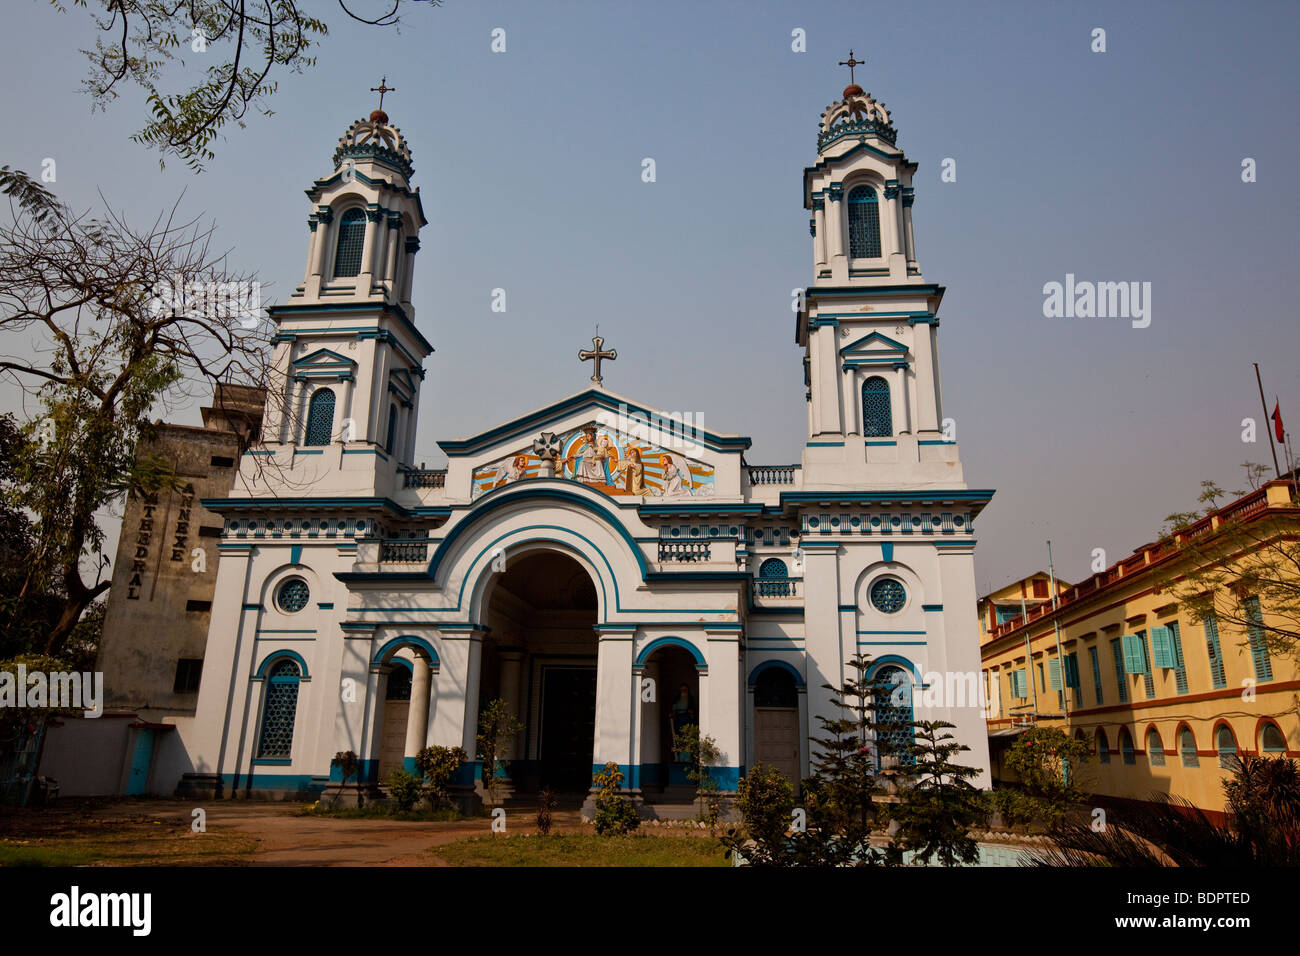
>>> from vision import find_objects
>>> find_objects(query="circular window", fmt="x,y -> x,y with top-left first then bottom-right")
870,577 -> 907,614
277,577 -> 311,613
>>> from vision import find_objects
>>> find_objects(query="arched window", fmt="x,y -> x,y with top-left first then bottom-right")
1119,727 -> 1135,765
304,388 -> 335,446
1096,728 -> 1110,764
874,664 -> 914,768
1179,727 -> 1199,767
1260,722 -> 1286,753
846,186 -> 881,258
1146,728 -> 1165,767
333,208 -> 367,277
862,376 -> 892,438
1216,725 -> 1238,770
757,558 -> 791,597
386,404 -> 399,455
754,666 -> 798,708
257,658 -> 301,759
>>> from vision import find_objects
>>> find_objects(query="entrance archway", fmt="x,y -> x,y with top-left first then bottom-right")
377,661 -> 412,779
638,643 -> 701,795
482,550 -> 599,794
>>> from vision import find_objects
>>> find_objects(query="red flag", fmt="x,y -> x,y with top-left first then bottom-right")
1272,401 -> 1285,442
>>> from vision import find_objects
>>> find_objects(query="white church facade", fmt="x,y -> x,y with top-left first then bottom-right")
180,73 -> 994,806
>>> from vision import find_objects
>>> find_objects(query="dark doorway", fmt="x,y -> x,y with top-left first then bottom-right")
539,665 -> 597,791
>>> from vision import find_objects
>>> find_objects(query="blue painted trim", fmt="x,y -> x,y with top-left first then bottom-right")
858,640 -> 926,646
746,659 -> 805,687
253,648 -> 310,678
921,604 -> 943,611
807,441 -> 845,447
371,635 -> 441,670
857,629 -> 926,635
865,440 -> 898,446
634,636 -> 707,670
292,449 -> 324,455
290,544 -> 302,565
881,542 -> 894,563
317,602 -> 334,610
919,439 -> 955,446
223,773 -> 327,793
268,301 -> 434,356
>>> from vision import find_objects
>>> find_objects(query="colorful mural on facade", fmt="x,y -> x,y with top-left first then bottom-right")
471,423 -> 714,499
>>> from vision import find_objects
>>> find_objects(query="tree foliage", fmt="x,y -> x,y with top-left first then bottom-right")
1163,469 -> 1300,664
56,0 -> 442,171
886,720 -> 986,866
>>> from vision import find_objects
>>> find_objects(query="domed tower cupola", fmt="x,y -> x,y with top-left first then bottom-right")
296,78 -> 428,313
804,51 -> 919,286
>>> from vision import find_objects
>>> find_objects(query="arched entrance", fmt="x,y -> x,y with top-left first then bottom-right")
752,665 -> 801,789
481,550 -> 599,794
637,643 -> 701,796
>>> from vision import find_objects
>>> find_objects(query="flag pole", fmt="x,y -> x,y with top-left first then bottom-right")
1254,363 -> 1282,479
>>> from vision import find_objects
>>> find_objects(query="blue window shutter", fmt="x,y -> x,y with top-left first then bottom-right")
1244,597 -> 1274,682
1150,625 -> 1175,669
1064,652 -> 1080,690
1048,658 -> 1062,690
1121,633 -> 1146,674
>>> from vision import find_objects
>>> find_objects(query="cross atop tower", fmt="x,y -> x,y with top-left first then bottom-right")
838,50 -> 864,86
578,335 -> 617,388
370,76 -> 395,111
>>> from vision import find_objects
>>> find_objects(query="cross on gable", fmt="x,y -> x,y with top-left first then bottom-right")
578,335 -> 617,387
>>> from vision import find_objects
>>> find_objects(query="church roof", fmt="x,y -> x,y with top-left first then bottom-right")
436,387 -> 752,457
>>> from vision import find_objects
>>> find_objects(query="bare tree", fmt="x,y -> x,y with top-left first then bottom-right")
0,169 -> 276,654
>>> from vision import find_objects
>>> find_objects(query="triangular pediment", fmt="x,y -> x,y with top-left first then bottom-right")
290,347 -> 358,381
839,331 -> 909,369
437,389 -> 749,501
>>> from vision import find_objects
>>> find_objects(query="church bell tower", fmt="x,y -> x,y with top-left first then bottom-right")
797,56 -> 963,491
252,95 -> 433,497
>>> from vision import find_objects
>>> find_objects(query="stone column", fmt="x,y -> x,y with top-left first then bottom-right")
801,542 -> 844,750
403,657 -> 432,772
812,197 -> 826,269
359,206 -> 383,288
702,628 -> 743,793
893,365 -> 911,434
826,183 -> 845,280
636,658 -> 661,791
384,214 -> 401,296
589,628 -> 636,805
498,650 -> 525,761
400,237 -> 420,305
911,320 -> 940,433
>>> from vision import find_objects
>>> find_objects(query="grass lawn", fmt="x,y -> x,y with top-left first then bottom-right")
435,833 -> 731,867
0,806 -> 258,867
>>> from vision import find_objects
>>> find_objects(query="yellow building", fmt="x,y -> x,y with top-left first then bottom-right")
981,479 -> 1299,821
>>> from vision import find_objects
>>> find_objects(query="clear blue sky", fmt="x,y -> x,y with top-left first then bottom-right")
3,0 -> 1298,593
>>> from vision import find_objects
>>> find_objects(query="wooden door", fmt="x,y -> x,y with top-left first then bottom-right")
754,707 -> 800,789
378,701 -> 410,779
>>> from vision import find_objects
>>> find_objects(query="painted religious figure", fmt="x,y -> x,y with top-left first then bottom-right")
567,426 -> 608,485
609,446 -> 650,495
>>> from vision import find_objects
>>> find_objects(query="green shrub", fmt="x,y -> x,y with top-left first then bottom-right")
415,745 -> 467,808
386,769 -> 423,812
592,762 -> 639,836
734,762 -> 795,846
